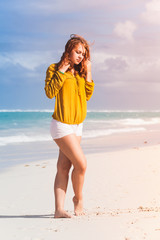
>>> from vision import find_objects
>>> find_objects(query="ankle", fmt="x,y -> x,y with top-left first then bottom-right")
55,207 -> 64,212
73,196 -> 83,203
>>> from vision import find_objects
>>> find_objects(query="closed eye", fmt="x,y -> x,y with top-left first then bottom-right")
76,51 -> 85,56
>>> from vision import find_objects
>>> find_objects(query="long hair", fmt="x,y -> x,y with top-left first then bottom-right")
57,34 -> 91,78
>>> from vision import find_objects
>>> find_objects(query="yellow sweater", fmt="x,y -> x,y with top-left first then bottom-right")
44,63 -> 94,124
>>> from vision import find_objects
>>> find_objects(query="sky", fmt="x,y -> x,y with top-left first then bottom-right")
0,0 -> 160,110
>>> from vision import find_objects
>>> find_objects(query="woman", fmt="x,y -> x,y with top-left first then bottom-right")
44,34 -> 94,218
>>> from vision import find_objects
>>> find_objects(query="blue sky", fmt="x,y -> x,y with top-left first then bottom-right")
1,0 -> 160,110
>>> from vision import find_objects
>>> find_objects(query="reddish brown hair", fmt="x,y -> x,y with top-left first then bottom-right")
57,34 -> 91,78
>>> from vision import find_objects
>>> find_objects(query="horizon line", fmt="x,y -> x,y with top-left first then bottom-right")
0,109 -> 160,113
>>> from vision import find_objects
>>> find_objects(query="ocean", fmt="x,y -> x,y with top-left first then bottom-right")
0,109 -> 160,147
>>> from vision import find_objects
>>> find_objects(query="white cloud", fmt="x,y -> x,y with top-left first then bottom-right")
0,51 -> 56,70
142,0 -> 160,24
92,51 -> 129,73
113,21 -> 137,42
92,46 -> 160,90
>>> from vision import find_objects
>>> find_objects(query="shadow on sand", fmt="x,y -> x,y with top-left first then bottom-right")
0,214 -> 54,219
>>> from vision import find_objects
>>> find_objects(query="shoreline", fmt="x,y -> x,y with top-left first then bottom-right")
1,128 -> 160,172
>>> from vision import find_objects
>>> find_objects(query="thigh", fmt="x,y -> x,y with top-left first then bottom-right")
56,135 -> 82,170
57,150 -> 72,172
76,136 -> 82,144
54,134 -> 85,169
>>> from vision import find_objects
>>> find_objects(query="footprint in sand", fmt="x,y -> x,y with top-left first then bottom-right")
35,164 -> 47,168
46,228 -> 58,232
133,147 -> 139,150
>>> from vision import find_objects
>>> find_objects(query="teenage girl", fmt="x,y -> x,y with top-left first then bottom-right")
45,34 -> 94,218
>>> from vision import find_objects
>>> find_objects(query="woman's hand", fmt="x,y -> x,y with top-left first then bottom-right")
59,59 -> 70,73
84,59 -> 91,73
84,59 -> 92,82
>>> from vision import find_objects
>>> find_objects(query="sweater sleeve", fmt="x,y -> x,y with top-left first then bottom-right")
85,80 -> 95,101
44,64 -> 66,99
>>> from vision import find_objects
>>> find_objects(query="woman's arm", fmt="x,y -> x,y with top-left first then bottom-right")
44,63 -> 70,99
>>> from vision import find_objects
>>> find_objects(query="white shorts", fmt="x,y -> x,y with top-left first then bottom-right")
50,118 -> 83,140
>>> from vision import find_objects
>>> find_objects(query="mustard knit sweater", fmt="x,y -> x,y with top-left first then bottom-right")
44,63 -> 94,124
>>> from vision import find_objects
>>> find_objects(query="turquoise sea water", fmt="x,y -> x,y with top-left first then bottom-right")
0,109 -> 160,146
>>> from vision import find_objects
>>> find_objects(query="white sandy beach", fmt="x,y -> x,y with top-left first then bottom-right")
1,133 -> 160,240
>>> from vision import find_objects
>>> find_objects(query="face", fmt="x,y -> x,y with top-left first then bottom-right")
69,43 -> 86,65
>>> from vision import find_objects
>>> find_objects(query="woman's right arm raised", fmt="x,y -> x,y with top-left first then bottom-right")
44,63 -> 70,99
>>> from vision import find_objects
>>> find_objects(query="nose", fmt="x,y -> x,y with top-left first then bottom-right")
80,53 -> 84,59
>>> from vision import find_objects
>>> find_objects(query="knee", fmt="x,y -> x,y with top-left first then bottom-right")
75,158 -> 87,174
57,163 -> 72,176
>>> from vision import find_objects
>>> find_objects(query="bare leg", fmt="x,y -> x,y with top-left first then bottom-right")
71,136 -> 85,216
54,134 -> 86,216
54,150 -> 72,218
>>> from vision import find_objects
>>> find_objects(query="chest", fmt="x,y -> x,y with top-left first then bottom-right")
63,75 -> 85,91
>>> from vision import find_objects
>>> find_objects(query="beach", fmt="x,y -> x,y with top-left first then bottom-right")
1,128 -> 160,240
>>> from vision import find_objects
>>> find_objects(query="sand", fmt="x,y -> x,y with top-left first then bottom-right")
1,134 -> 160,240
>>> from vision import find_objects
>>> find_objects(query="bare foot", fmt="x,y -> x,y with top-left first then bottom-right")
73,196 -> 85,216
54,209 -> 72,218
